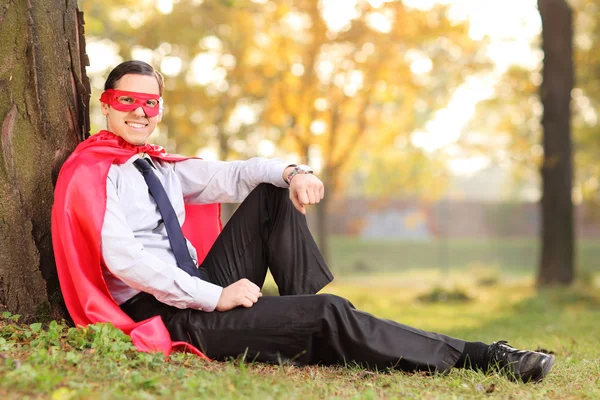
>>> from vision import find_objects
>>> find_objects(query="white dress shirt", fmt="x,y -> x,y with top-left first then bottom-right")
101,154 -> 289,312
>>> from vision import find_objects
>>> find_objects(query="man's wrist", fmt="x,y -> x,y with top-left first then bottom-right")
192,279 -> 223,312
283,164 -> 297,184
285,164 -> 314,184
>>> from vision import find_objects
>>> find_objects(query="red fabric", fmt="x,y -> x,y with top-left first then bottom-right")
99,89 -> 162,117
52,130 -> 221,358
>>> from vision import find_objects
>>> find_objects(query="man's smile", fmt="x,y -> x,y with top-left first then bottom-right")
125,121 -> 148,129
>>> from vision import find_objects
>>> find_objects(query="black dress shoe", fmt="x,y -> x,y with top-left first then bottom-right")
486,341 -> 555,383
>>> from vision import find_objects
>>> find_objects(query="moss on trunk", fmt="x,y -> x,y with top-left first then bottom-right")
0,0 -> 89,320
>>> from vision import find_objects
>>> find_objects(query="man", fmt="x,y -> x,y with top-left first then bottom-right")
52,60 -> 554,382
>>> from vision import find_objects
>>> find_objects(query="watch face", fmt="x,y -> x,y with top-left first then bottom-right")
296,164 -> 313,173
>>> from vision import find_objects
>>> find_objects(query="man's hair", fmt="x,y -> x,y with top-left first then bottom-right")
104,60 -> 165,95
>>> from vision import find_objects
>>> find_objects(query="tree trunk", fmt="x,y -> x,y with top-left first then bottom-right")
0,0 -> 90,319
537,0 -> 574,286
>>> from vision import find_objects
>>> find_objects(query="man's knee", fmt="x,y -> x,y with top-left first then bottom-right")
310,294 -> 354,335
317,294 -> 353,313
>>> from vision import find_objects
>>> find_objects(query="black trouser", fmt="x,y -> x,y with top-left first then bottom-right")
121,184 -> 465,372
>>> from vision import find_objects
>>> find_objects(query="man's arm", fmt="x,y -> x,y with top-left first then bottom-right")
173,157 -> 290,204
174,158 -> 325,215
101,177 -> 223,311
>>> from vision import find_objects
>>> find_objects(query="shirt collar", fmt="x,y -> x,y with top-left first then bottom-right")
126,153 -> 157,169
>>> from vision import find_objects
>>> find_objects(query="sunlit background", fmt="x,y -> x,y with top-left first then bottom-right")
85,0 -> 543,192
80,0 -> 600,282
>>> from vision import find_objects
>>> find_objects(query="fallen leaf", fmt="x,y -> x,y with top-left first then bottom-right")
52,387 -> 75,400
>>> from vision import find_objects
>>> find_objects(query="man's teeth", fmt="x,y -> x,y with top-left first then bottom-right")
126,122 -> 146,128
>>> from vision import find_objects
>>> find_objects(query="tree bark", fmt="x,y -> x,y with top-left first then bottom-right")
537,0 -> 575,286
0,0 -> 90,319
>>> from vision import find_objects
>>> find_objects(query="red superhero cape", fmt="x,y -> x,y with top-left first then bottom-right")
51,130 -> 221,358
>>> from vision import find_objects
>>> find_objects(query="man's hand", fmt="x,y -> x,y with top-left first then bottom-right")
216,278 -> 262,312
288,173 -> 325,215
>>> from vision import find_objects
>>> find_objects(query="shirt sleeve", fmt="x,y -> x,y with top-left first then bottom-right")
101,175 -> 223,311
173,157 -> 291,204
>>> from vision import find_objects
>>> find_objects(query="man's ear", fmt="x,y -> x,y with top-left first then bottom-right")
101,102 -> 109,116
157,110 -> 163,123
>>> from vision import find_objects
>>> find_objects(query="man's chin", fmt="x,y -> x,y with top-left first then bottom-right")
117,131 -> 151,146
128,136 -> 148,145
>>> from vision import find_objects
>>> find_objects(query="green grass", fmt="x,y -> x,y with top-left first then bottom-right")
328,237 -> 600,277
1,273 -> 599,399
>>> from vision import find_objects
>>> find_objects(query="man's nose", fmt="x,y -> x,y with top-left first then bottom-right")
132,106 -> 146,117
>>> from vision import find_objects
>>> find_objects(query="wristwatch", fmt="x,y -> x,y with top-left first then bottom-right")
286,164 -> 313,184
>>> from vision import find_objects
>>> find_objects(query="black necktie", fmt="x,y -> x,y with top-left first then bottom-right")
133,158 -> 203,279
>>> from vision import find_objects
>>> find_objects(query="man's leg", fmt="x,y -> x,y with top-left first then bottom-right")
199,183 -> 333,294
123,292 -> 465,373
130,185 -> 553,381
186,184 -> 459,373
122,293 -> 554,381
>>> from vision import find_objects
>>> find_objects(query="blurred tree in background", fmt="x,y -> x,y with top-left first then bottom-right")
466,0 -> 596,206
81,0 -> 489,259
537,0 -> 574,286
461,0 -> 600,285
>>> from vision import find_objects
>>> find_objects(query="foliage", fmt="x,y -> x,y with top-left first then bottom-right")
464,66 -> 542,192
1,280 -> 599,399
0,313 -> 138,358
81,0 -> 490,200
467,0 -> 600,209
571,0 -> 600,211
256,1 -> 490,195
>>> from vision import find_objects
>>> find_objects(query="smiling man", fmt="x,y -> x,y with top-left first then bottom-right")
52,60 -> 554,383
99,75 -> 162,144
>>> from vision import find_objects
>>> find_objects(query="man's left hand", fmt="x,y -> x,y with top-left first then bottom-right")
288,173 -> 324,215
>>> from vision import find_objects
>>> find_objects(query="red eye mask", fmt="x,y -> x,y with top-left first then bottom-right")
100,89 -> 162,118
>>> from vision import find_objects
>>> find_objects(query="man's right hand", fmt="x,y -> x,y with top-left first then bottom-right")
216,278 -> 262,312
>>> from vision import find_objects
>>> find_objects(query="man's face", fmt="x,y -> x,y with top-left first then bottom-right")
101,74 -> 162,145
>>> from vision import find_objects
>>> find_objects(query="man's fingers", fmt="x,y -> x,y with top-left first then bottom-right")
288,175 -> 326,210
247,287 -> 262,298
290,191 -> 305,214
241,298 -> 254,308
245,293 -> 259,303
306,187 -> 317,204
311,186 -> 321,203
238,280 -> 262,299
243,279 -> 260,292
296,187 -> 310,205
297,203 -> 306,214
217,279 -> 267,311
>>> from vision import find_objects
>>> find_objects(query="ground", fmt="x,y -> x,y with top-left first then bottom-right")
0,238 -> 598,399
